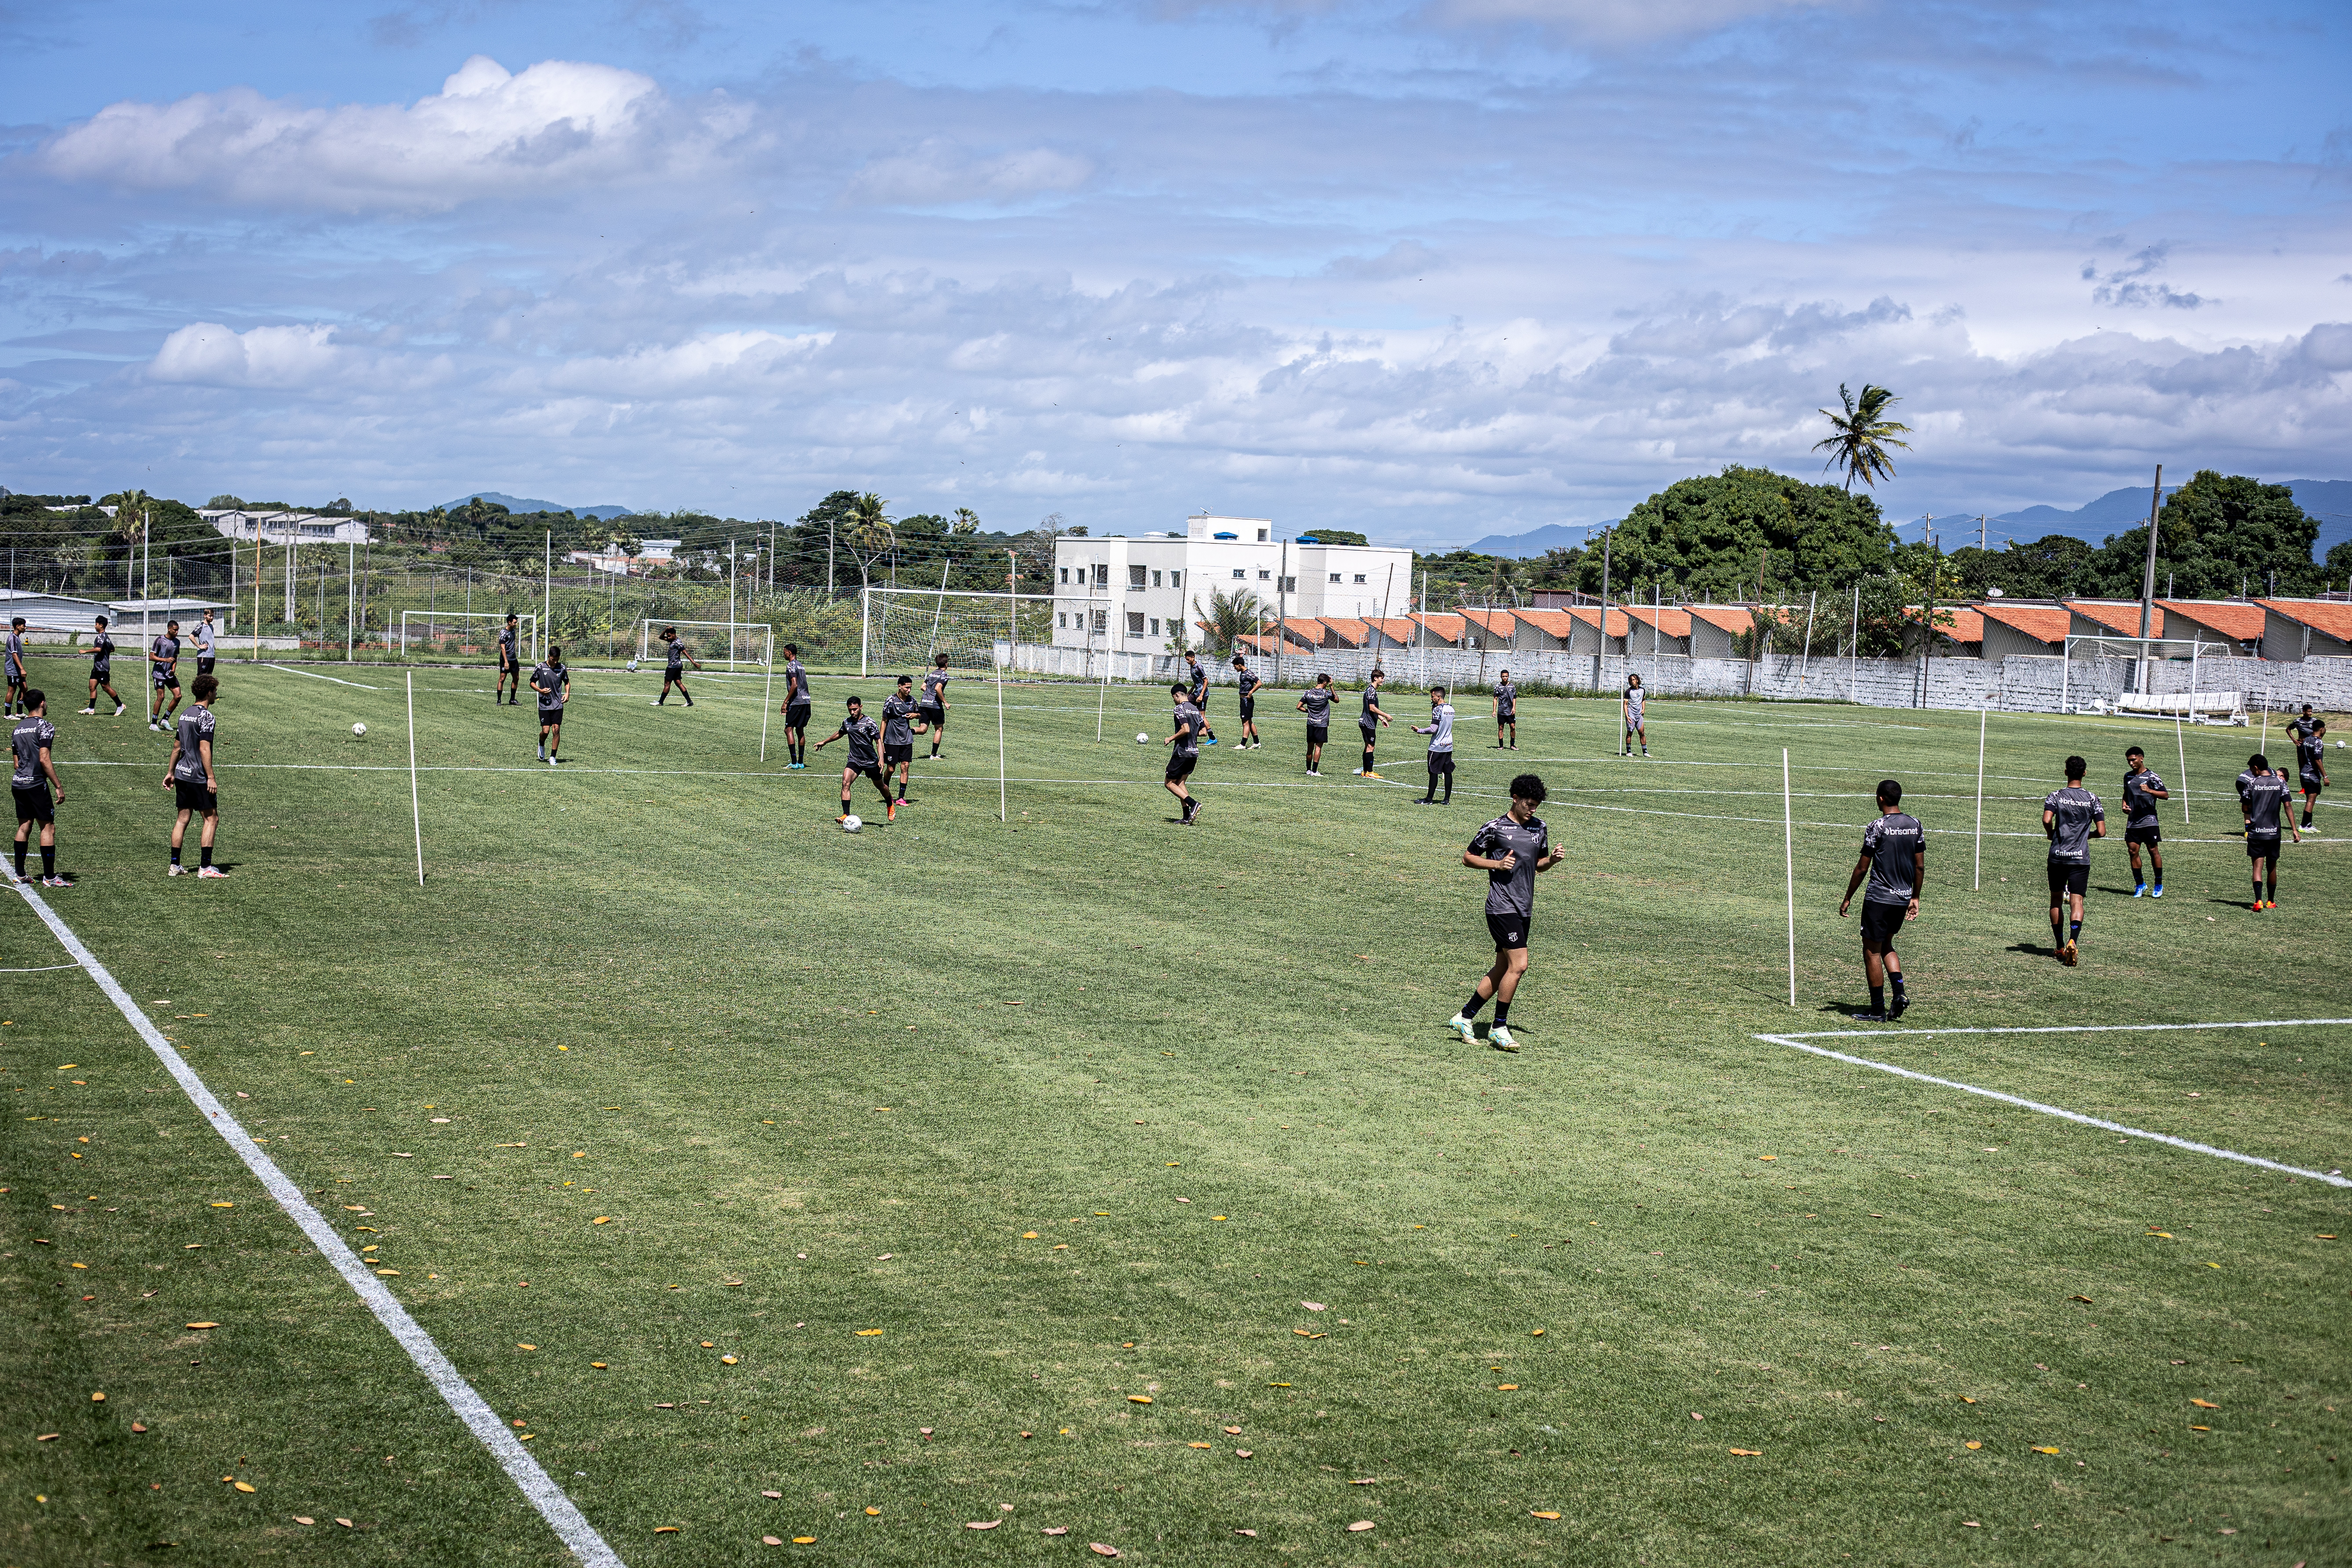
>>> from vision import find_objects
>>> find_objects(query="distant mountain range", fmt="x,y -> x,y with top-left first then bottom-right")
1463,479 -> 2352,560
440,491 -> 634,521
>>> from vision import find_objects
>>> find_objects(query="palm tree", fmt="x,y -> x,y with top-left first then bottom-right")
950,507 -> 980,535
1812,383 -> 1912,491
842,491 -> 895,593
1189,584 -> 1264,655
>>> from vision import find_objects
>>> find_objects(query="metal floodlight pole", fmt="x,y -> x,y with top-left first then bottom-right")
542,531 -> 552,660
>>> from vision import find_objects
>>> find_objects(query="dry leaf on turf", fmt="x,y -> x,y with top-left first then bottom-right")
1728,1448 -> 1761,1457
965,1520 -> 1000,1531
2072,1295 -> 2093,1303
2032,1446 -> 2060,1455
335,1518 -> 353,1528
1302,1301 -> 1325,1311
856,1329 -> 883,1336
1235,1450 -> 1253,1458
1531,1510 -> 1561,1520
1234,1529 -> 1257,1538
35,1433 -> 58,1442
2191,1424 -> 2212,1432
761,1490 -> 782,1499
233,1481 -> 256,1493
654,1525 -> 679,1534
1347,1521 -> 1375,1532
517,1344 -> 537,1351
1189,1441 -> 1212,1449
294,1516 -> 313,1525
763,1537 -> 782,1546
721,1356 -> 739,1364
591,1362 -> 608,1369
185,1322 -> 218,1330
593,1217 -> 611,1225
793,1538 -> 815,1546
1965,1441 -> 1981,1450
1224,1426 -> 1242,1434
1091,1545 -> 1121,1557
2191,1400 -> 2219,1409
1128,1395 -> 1152,1404
1044,1526 -> 1069,1536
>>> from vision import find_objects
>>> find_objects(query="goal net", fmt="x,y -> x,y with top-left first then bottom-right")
397,611 -> 535,660
862,587 -> 1055,678
635,619 -> 773,671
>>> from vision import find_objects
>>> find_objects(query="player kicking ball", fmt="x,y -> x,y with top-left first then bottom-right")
1838,779 -> 1922,1019
1413,685 -> 1456,804
164,673 -> 226,877
1449,774 -> 1563,1052
1163,682 -> 1205,826
653,627 -> 700,706
2041,754 -> 2104,965
815,696 -> 896,823
2122,745 -> 2169,897
11,689 -> 69,886
2238,751 -> 2299,909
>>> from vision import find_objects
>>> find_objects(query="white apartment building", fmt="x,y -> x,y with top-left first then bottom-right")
1049,515 -> 1416,653
197,509 -> 372,545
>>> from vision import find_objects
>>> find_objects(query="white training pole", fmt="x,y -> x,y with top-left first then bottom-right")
2176,713 -> 2190,825
2260,687 -> 2269,753
407,670 -> 424,887
1973,706 -> 1987,891
1783,746 -> 1797,1007
998,549 -> 1012,822
760,659 -> 773,763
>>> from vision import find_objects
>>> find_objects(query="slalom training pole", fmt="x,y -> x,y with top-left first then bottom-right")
2176,713 -> 2190,825
999,549 -> 1012,823
1973,706 -> 1986,891
1783,746 -> 1796,1008
760,658 -> 773,764
407,670 -> 424,886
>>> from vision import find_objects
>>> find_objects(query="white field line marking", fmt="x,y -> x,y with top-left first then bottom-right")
1756,1021 -> 2352,1188
259,664 -> 381,690
0,866 -> 627,1568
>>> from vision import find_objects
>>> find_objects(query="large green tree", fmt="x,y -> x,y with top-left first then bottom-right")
2088,470 -> 2319,599
1576,465 -> 1895,601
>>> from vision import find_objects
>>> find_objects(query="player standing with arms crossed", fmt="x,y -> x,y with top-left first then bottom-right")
780,644 -> 812,769
164,673 -> 225,877
148,619 -> 184,731
920,653 -> 950,759
1413,685 -> 1456,804
1448,773 -> 1563,1052
2296,720 -> 2327,829
4,617 -> 26,718
2238,752 -> 2299,909
80,615 -> 123,717
1232,655 -> 1263,749
532,648 -> 570,764
814,695 -> 896,823
1297,673 -> 1335,777
1355,668 -> 1393,778
2041,755 -> 2104,965
1491,670 -> 1517,749
2122,746 -> 2169,897
1161,681 -> 1205,826
1838,779 -> 1922,1020
653,627 -> 699,706
496,613 -> 523,706
11,689 -> 68,886
1622,673 -> 1648,757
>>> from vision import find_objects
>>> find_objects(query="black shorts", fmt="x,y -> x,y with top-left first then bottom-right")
173,779 -> 217,814
1358,723 -> 1378,743
663,666 -> 686,682
2247,837 -> 2281,862
539,706 -> 565,724
786,704 -> 812,728
2125,824 -> 2162,846
2046,861 -> 2088,899
1238,697 -> 1255,721
1165,752 -> 1197,783
849,762 -> 887,787
1859,900 -> 1906,950
1307,725 -> 1329,746
90,663 -> 110,682
154,673 -> 180,690
1497,710 -> 1515,726
5,666 -> 22,688
1486,910 -> 1529,950
197,656 -> 216,676
884,742 -> 914,765
917,705 -> 944,728
1428,752 -> 1455,775
1191,689 -> 1210,711
13,784 -> 53,825
2301,776 -> 2323,796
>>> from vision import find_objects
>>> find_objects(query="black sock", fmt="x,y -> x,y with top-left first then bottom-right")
840,797 -> 852,814
12,844 -> 23,876
1869,983 -> 1884,1011
2268,877 -> 2278,899
1363,748 -> 1375,771
1493,1000 -> 1511,1026
2051,917 -> 2064,946
1890,973 -> 1905,994
171,845 -> 182,866
2070,918 -> 2082,942
2133,867 -> 2144,888
41,846 -> 55,878
1463,990 -> 1487,1018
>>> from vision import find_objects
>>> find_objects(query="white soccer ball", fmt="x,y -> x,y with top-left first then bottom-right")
841,814 -> 863,833
351,722 -> 367,737
1136,731 -> 1151,744
626,658 -> 640,672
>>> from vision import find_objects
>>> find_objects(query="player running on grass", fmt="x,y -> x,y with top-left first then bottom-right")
2123,746 -> 2169,897
532,648 -> 570,764
80,615 -> 123,717
1233,655 -> 1263,749
1356,668 -> 1394,778
1448,773 -> 1563,1052
2041,754 -> 2104,965
1413,685 -> 1456,805
1162,682 -> 1205,826
148,620 -> 184,731
1298,672 -> 1336,776
920,653 -> 950,759
814,695 -> 896,823
1492,671 -> 1517,749
496,613 -> 523,706
1183,651 -> 1219,746
1623,673 -> 1649,757
4,617 -> 26,717
881,675 -> 921,804
2238,752 -> 2299,910
1839,779 -> 1921,1020
164,673 -> 225,878
2296,720 -> 2327,829
781,644 -> 812,769
11,689 -> 68,886
653,627 -> 700,706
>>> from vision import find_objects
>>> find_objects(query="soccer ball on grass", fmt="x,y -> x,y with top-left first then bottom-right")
1136,731 -> 1151,744
351,722 -> 368,737
841,814 -> 863,833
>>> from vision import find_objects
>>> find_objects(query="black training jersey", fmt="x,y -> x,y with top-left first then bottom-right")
499,626 -> 518,665
151,634 -> 180,669
2298,735 -> 2326,781
2043,785 -> 2103,863
2240,770 -> 2291,840
2287,715 -> 2319,745
665,639 -> 685,671
1186,661 -> 1208,699
171,706 -> 215,783
1493,679 -> 1516,716
785,660 -> 809,706
921,668 -> 950,708
834,713 -> 881,769
1235,666 -> 1260,699
2122,768 -> 2166,829
532,662 -> 567,710
1358,686 -> 1382,731
1468,814 -> 1549,918
1171,700 -> 1203,758
90,632 -> 115,667
4,629 -> 22,674
1300,687 -> 1334,725
11,714 -> 55,789
1860,811 -> 1925,905
881,693 -> 917,747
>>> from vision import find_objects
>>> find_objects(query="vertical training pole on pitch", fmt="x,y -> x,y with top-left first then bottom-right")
860,588 -> 870,678
1973,706 -> 1987,891
998,549 -> 1012,823
407,671 -> 424,887
2260,687 -> 2269,754
760,659 -> 774,763
1782,746 -> 1796,1007
2176,713 -> 2190,824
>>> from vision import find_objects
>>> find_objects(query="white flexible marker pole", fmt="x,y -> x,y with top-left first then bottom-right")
760,659 -> 773,764
407,669 -> 424,886
1973,706 -> 1986,891
998,549 -> 1012,822
1783,746 -> 1796,1007
2176,712 -> 2190,825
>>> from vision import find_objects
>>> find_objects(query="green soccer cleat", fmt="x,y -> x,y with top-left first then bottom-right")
1447,1013 -> 1475,1043
1488,1024 -> 1519,1052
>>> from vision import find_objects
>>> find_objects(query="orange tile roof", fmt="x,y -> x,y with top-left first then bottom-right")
1910,605 -> 1984,644
1565,605 -> 1636,638
1686,604 -> 1769,636
2158,600 -> 2266,641
1408,612 -> 1467,643
1976,601 -> 2071,645
1511,608 -> 1580,640
1621,604 -> 1693,638
1360,616 -> 1419,644
1314,615 -> 1370,648
2066,600 -> 2166,637
2257,599 -> 2352,640
1458,608 -> 1517,640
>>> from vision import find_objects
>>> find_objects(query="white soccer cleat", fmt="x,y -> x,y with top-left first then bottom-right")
1489,1024 -> 1519,1052
167,864 -> 186,876
1447,1013 -> 1476,1043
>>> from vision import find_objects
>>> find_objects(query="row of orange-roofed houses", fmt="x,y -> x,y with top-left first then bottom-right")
1229,597 -> 2352,666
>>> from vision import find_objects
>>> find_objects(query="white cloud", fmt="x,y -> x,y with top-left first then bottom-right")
146,322 -> 344,388
841,139 -> 1094,207
1424,0 -> 1846,44
39,56 -> 677,211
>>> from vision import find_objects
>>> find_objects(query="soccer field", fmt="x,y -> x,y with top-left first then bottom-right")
4,658 -> 2348,1566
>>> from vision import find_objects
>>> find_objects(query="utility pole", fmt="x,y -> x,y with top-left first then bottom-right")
827,521 -> 836,594
2135,463 -> 2163,694
542,529 -> 552,660
1275,538 -> 1289,688
1978,513 -> 1987,551
1596,527 -> 1612,690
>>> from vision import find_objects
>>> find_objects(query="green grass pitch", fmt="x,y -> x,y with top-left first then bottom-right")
3,656 -> 2347,1565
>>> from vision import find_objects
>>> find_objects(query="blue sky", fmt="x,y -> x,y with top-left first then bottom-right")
3,0 -> 2348,549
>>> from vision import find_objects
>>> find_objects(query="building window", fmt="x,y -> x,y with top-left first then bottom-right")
1152,570 -> 1163,587
1280,575 -> 1296,593
1059,567 -> 1069,583
1260,569 -> 1271,580
1257,529 -> 1268,541
1094,564 -> 1109,587
1092,610 -> 1107,631
1232,568 -> 1245,579
1170,570 -> 1181,589
1149,618 -> 1160,635
1354,574 -> 1366,584
1057,612 -> 1067,628
1127,612 -> 1145,636
1129,564 -> 1147,589
1329,572 -> 1341,583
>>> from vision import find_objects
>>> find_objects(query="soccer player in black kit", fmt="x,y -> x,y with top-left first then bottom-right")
1162,682 -> 1205,825
1839,779 -> 1922,1019
11,689 -> 68,886
1183,651 -> 1218,745
1448,773 -> 1563,1052
2238,752 -> 2299,910
1232,655 -> 1263,749
1297,673 -> 1336,776
653,626 -> 699,706
814,695 -> 896,823
920,654 -> 950,759
2122,746 -> 2169,897
496,613 -> 523,706
881,675 -> 921,803
80,615 -> 124,717
2042,755 -> 2104,965
780,644 -> 813,768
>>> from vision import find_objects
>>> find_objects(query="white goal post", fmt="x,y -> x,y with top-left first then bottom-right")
859,586 -> 1055,679
634,619 -> 773,671
397,611 -> 536,660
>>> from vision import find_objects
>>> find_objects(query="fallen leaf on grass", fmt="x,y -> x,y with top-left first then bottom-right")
1044,1526 -> 1069,1536
517,1345 -> 537,1352
1234,1528 -> 1257,1537
233,1482 -> 256,1494
1531,1328 -> 1544,1336
185,1322 -> 218,1330
1293,1330 -> 1324,1339
1301,1302 -> 1325,1311
1090,1545 -> 1121,1557
2191,1399 -> 2219,1409
35,1433 -> 58,1442
2031,1446 -> 2059,1455
1127,1395 -> 1152,1404
856,1329 -> 883,1336
1964,1441 -> 1981,1450
1758,1156 -> 1777,1162
761,1490 -> 782,1499
792,1538 -> 815,1546
335,1518 -> 353,1528
654,1525 -> 679,1534
593,1217 -> 611,1225
965,1519 -> 1000,1531
2190,1425 -> 2212,1432
130,1423 -> 146,1433
1962,1521 -> 1981,1528
1347,1521 -> 1375,1532
1728,1449 -> 1761,1457
1531,1510 -> 1561,1520
591,1362 -> 608,1369
294,1517 -> 313,1526
1223,1426 -> 1242,1435
763,1537 -> 783,1547
1497,1383 -> 1518,1391
2071,1295 -> 2093,1304
1960,1397 -> 1976,1404
1235,1450 -> 1253,1459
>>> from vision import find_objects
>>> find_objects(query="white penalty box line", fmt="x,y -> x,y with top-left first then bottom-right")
0,866 -> 628,1567
1755,1019 -> 2352,1189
